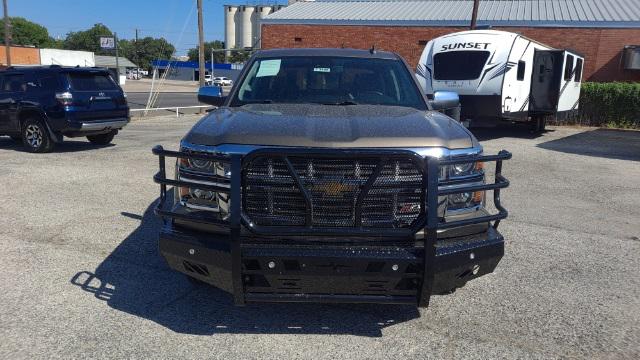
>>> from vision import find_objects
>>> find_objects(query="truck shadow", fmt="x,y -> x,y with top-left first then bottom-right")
537,128 -> 640,161
70,196 -> 420,337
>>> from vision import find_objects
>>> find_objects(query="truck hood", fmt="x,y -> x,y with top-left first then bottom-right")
184,104 -> 475,149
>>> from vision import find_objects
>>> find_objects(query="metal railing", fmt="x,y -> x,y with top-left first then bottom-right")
130,105 -> 212,117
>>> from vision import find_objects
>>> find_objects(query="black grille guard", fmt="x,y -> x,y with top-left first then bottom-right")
152,145 -> 511,306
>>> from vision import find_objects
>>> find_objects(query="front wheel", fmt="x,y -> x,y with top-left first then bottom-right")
87,131 -> 116,145
22,117 -> 55,153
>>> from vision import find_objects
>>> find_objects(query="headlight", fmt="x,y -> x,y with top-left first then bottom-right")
444,159 -> 485,213
188,158 -> 214,172
449,161 -> 483,178
174,147 -> 231,214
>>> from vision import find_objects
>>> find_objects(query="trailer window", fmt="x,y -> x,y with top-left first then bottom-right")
517,61 -> 526,81
575,58 -> 583,82
564,54 -> 574,81
433,51 -> 490,80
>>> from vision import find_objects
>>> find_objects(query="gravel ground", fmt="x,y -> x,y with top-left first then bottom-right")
0,117 -> 638,359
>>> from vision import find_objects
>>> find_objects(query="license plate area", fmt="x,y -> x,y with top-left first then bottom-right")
241,250 -> 422,297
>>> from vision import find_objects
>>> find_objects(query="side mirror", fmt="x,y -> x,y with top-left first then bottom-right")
198,86 -> 226,107
428,91 -> 460,111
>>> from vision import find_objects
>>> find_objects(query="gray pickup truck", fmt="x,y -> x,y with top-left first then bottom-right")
152,48 -> 511,307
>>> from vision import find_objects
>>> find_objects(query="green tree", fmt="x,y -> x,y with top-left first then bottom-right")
0,17 -> 52,47
229,47 -> 252,63
63,23 -> 114,55
117,36 -> 175,71
46,37 -> 65,49
187,40 -> 225,63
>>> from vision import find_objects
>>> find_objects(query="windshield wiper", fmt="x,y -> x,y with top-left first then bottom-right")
322,100 -> 359,106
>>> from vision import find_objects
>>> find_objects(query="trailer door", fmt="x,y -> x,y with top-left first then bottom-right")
529,50 -> 563,113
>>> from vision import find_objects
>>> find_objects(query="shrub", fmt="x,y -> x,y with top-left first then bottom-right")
562,82 -> 640,129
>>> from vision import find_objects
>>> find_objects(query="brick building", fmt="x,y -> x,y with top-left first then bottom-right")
261,0 -> 640,82
0,46 -> 41,68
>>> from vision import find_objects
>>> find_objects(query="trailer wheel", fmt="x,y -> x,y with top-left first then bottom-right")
531,116 -> 546,134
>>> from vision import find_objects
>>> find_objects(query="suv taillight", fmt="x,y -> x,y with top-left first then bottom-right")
55,92 -> 74,106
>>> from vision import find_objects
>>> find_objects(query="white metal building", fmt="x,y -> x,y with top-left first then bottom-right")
39,49 -> 95,67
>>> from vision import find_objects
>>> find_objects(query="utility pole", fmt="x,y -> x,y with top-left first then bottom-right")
3,0 -> 10,66
114,32 -> 120,84
135,28 -> 139,72
470,0 -> 480,29
197,0 -> 205,112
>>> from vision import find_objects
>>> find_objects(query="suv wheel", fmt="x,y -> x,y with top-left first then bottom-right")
87,131 -> 116,145
22,117 -> 54,153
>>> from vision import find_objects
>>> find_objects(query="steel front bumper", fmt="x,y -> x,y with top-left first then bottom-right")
152,146 -> 511,307
159,225 -> 504,306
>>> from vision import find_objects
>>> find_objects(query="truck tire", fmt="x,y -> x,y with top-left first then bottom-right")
21,117 -> 55,153
87,131 -> 116,145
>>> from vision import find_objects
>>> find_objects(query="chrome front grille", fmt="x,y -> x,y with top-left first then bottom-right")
243,155 -> 424,229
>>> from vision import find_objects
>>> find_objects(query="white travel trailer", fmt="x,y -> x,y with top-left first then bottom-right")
416,30 -> 584,131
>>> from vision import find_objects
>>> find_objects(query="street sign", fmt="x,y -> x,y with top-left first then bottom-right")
100,37 -> 115,49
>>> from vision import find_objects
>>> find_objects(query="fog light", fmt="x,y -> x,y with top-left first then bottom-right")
268,261 -> 276,269
449,192 -> 471,204
191,188 -> 216,201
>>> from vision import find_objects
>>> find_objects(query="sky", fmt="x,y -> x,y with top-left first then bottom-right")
8,0 -> 287,55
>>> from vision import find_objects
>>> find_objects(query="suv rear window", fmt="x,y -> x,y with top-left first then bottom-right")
66,73 -> 118,91
434,51 -> 490,80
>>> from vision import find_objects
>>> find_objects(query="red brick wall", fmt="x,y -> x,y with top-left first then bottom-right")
262,24 -> 640,82
0,46 -> 40,67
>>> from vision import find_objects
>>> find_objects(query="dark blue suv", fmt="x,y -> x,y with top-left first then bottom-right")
0,65 -> 129,152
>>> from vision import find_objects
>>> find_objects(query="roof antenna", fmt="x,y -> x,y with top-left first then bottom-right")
341,42 -> 345,49
369,44 -> 376,54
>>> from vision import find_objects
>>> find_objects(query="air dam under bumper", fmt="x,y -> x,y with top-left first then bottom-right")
159,226 -> 504,306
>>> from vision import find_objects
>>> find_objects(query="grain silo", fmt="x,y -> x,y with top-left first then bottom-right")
223,3 -> 288,55
253,6 -> 273,48
224,5 -> 238,57
240,6 -> 255,48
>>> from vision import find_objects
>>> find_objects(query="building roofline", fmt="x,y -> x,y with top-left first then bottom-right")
261,18 -> 640,29
253,47 -> 400,59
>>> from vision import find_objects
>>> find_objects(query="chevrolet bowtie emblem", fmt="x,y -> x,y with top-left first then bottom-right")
312,181 -> 357,196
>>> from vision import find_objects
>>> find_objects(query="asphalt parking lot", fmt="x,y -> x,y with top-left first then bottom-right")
0,117 -> 638,359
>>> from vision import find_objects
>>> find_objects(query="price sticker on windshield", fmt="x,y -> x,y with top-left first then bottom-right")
256,59 -> 281,77
313,67 -> 331,73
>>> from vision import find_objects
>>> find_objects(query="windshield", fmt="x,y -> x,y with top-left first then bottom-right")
230,56 -> 426,110
433,51 -> 490,80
